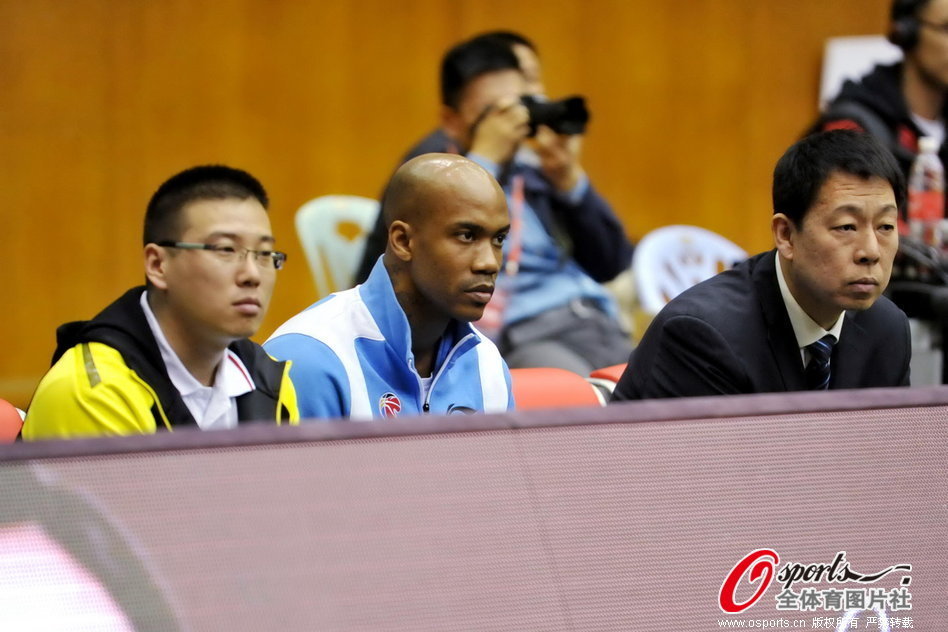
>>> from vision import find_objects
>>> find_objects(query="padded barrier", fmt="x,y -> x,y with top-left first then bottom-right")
1,387 -> 946,630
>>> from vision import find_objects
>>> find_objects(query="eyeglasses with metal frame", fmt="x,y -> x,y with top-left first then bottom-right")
156,241 -> 287,270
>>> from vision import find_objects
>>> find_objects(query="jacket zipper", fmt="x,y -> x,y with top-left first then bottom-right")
420,333 -> 476,413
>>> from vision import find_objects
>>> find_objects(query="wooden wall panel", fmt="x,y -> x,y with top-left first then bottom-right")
0,0 -> 892,407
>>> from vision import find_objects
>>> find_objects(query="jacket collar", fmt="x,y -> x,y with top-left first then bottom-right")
828,313 -> 866,390
54,286 -> 286,427
751,251 -> 808,391
55,287 -> 197,426
359,258 -> 480,370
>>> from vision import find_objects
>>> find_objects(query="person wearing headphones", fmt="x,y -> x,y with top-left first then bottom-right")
813,0 -> 948,199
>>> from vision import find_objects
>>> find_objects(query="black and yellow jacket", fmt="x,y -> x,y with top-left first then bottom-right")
23,287 -> 299,439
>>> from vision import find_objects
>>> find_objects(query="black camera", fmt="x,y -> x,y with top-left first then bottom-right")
520,95 -> 590,136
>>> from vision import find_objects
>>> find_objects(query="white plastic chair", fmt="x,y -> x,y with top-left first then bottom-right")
633,225 -> 747,322
819,35 -> 902,109
295,195 -> 380,298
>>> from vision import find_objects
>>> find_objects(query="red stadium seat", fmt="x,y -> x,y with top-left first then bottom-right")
586,363 -> 628,399
510,368 -> 604,410
589,363 -> 627,384
0,399 -> 24,443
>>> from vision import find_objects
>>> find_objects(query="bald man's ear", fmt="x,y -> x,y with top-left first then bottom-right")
388,220 -> 413,262
144,243 -> 170,290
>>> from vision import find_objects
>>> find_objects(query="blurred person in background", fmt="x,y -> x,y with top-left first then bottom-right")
812,0 -> 948,206
371,30 -> 546,168
357,33 -> 634,375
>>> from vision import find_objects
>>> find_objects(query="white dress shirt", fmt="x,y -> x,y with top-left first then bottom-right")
140,292 -> 254,430
774,251 -> 845,368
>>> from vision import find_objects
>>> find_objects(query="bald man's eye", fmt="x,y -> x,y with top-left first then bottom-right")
456,230 -> 475,243
492,232 -> 508,247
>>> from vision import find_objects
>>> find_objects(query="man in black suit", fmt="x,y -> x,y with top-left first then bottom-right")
612,130 -> 911,401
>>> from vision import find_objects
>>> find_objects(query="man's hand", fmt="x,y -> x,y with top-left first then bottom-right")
469,96 -> 530,165
531,125 -> 585,193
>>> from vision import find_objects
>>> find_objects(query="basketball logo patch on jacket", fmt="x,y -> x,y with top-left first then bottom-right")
378,392 -> 401,418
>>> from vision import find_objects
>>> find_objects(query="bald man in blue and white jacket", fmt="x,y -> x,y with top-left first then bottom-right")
266,154 -> 514,420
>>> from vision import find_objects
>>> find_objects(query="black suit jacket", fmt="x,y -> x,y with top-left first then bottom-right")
612,251 -> 911,400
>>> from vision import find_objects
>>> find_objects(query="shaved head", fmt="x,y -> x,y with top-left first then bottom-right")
381,153 -> 504,230
380,152 -> 510,338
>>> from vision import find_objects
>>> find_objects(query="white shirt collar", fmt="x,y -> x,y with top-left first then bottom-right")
774,251 -> 844,365
139,291 -> 254,429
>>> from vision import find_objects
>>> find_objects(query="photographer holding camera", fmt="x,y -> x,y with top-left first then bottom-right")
357,33 -> 634,374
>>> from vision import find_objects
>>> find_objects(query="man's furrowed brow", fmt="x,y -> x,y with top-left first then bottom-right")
449,221 -> 485,232
448,222 -> 510,234
205,231 -> 276,243
829,202 -> 898,218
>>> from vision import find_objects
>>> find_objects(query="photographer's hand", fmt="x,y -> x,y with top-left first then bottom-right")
532,125 -> 585,193
469,97 -> 530,165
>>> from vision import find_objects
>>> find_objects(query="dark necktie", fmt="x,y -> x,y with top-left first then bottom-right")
805,335 -> 836,390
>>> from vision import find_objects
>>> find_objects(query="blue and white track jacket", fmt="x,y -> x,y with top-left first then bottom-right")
264,260 -> 514,420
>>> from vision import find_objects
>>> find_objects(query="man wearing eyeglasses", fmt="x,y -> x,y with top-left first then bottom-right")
812,0 -> 948,198
23,165 -> 299,439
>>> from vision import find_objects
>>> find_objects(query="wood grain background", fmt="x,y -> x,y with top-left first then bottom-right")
1,0 -> 892,407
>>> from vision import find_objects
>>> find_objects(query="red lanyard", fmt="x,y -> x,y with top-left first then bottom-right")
504,174 -> 524,278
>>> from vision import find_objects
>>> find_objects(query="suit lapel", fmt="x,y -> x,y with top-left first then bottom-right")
829,313 -> 865,389
752,251 -> 807,391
